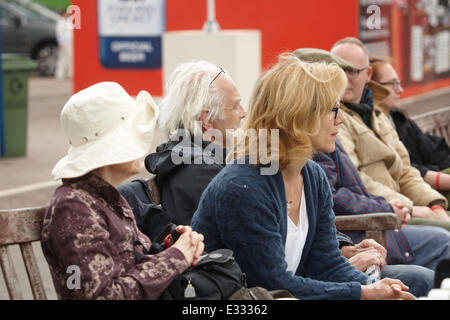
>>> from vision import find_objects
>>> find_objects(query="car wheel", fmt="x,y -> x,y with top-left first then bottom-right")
36,44 -> 58,77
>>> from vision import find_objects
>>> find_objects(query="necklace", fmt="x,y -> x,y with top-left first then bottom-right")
287,201 -> 293,210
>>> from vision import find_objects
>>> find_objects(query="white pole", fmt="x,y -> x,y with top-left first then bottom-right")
203,0 -> 220,33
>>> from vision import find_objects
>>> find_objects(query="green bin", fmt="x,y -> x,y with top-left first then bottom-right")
1,54 -> 37,157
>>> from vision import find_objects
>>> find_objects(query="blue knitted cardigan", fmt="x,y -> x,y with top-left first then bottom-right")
191,160 -> 368,300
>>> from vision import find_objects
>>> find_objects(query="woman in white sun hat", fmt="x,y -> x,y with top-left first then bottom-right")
41,82 -> 204,300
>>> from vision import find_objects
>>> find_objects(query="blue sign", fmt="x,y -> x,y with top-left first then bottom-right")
98,0 -> 166,69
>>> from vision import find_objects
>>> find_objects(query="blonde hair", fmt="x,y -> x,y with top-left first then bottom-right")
232,53 -> 347,170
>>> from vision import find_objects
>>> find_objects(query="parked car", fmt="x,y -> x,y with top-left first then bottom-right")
0,0 -> 60,76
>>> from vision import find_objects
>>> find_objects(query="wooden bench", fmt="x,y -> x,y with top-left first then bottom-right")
0,205 -> 51,300
411,106 -> 450,145
0,177 -> 405,300
334,213 -> 400,247
3,105 -> 448,299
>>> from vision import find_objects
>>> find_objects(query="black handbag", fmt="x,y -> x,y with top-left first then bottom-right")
159,248 -> 246,300
133,223 -> 294,300
133,223 -> 247,300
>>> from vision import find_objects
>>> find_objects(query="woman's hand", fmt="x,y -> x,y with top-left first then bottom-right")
361,278 -> 415,300
171,226 -> 205,266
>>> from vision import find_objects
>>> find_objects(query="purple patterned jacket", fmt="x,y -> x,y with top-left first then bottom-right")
41,173 -> 188,300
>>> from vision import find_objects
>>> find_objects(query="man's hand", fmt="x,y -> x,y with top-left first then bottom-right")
348,247 -> 386,271
389,199 -> 410,227
412,206 -> 450,221
431,208 -> 450,221
341,238 -> 387,271
354,239 -> 387,260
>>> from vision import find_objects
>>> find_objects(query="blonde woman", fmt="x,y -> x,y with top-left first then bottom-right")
41,82 -> 204,300
191,54 -> 413,300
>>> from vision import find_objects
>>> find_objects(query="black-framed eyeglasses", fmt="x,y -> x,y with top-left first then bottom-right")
209,67 -> 226,87
345,66 -> 369,77
379,80 -> 402,91
331,101 -> 340,120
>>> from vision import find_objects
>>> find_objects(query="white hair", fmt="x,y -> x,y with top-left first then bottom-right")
158,60 -> 229,137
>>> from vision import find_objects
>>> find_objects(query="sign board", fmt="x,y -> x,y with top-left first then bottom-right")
359,0 -> 393,57
406,0 -> 450,85
98,0 -> 166,69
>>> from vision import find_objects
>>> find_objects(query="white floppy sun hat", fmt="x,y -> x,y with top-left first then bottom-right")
52,82 -> 159,180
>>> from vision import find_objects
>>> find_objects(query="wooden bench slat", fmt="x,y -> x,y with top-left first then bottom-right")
335,212 -> 401,231
0,205 -> 49,300
20,242 -> 47,300
0,206 -> 46,245
411,106 -> 450,144
0,246 -> 24,299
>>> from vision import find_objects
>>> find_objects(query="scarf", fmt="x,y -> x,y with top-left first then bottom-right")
342,85 -> 374,129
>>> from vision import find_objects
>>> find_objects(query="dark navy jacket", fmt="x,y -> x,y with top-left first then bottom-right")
192,160 -> 367,300
390,109 -> 450,177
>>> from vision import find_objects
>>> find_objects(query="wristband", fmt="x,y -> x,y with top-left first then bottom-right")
431,205 -> 445,211
436,172 -> 441,191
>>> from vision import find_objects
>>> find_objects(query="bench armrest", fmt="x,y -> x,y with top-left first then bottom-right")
335,212 -> 401,231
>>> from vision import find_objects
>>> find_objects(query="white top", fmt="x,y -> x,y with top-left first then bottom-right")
284,187 -> 309,274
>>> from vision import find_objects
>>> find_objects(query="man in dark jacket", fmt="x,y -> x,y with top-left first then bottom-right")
369,56 -> 450,204
144,61 -> 246,226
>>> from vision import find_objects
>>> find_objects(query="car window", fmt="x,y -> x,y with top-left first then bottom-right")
8,2 -> 51,21
0,6 -> 17,19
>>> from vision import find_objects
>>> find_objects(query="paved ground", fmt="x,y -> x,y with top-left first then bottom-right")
0,76 -> 449,299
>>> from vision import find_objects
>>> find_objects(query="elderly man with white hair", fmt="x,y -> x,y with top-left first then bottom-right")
144,61 -> 247,227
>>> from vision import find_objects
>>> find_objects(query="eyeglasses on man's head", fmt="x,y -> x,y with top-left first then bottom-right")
209,67 -> 226,87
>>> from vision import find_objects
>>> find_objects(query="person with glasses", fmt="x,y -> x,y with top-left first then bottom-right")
370,56 -> 450,207
330,37 -> 450,231
123,61 -> 247,240
293,48 -> 441,298
191,53 -> 414,300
